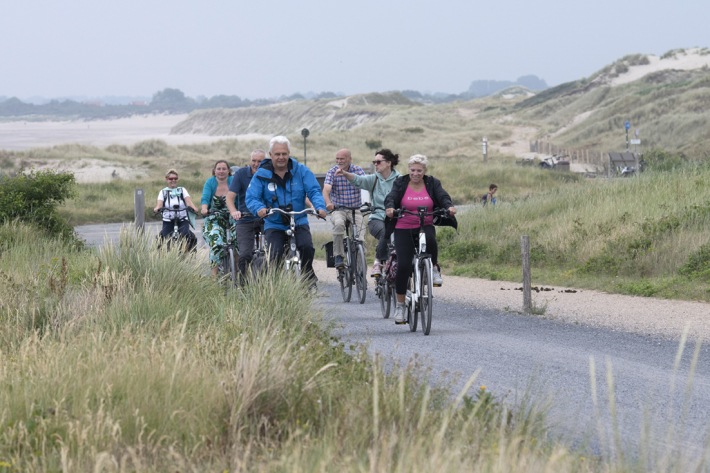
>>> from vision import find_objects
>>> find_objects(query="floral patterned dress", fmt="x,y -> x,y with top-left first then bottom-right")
202,195 -> 238,266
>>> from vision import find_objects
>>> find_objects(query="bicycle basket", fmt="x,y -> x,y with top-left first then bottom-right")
385,250 -> 397,284
322,241 -> 335,268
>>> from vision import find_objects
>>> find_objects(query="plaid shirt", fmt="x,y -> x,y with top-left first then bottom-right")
325,164 -> 365,207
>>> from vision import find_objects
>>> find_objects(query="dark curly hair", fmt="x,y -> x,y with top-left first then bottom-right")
375,148 -> 399,168
212,159 -> 233,176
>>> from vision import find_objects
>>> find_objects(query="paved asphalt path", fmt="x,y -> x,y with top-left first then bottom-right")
76,221 -> 710,457
317,281 -> 710,457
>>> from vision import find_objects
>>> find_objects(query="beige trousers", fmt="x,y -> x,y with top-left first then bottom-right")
331,209 -> 366,257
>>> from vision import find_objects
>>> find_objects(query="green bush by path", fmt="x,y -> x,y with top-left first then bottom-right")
0,168 -> 78,241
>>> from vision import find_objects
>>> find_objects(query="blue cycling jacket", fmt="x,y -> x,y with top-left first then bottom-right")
245,157 -> 326,231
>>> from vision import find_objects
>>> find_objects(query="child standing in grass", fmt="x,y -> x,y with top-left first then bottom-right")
482,184 -> 498,206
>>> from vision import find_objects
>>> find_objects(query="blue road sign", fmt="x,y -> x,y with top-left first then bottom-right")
625,121 -> 631,130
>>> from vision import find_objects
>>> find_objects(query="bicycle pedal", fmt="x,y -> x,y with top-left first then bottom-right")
394,320 -> 407,325
433,283 -> 442,287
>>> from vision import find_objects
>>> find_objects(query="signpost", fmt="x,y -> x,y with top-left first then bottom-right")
301,128 -> 310,166
482,137 -> 488,163
625,121 -> 631,152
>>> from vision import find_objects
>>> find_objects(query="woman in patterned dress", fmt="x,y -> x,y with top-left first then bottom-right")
200,160 -> 238,276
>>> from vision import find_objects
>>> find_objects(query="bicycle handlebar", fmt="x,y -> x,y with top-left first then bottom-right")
266,207 -> 318,217
392,208 -> 451,218
155,206 -> 198,215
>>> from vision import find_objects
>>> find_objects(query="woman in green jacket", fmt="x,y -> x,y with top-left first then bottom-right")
335,148 -> 401,276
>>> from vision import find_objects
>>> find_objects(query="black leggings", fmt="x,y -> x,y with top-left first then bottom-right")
394,225 -> 437,295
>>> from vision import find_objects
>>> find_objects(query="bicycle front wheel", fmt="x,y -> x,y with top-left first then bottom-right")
419,259 -> 433,335
407,278 -> 417,332
227,247 -> 238,289
340,240 -> 352,302
355,244 -> 367,304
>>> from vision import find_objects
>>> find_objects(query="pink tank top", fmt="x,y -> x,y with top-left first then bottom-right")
396,186 -> 433,229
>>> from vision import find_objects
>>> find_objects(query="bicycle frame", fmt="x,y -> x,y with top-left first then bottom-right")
266,207 -> 317,273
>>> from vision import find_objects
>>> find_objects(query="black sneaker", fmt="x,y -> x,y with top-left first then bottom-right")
334,255 -> 344,269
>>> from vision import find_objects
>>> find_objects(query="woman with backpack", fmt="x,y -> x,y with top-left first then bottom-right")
154,168 -> 198,248
200,160 -> 238,276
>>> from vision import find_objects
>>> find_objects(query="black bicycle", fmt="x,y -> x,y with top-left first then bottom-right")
392,207 -> 451,335
154,205 -> 198,253
207,208 -> 239,288
334,204 -> 374,304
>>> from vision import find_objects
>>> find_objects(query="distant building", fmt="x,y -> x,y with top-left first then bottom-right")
83,101 -> 103,106
131,101 -> 149,106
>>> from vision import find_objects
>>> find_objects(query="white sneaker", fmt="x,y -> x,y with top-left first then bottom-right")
432,265 -> 443,286
394,303 -> 406,324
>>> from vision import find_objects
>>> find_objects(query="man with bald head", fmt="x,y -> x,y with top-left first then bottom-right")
323,149 -> 366,269
227,149 -> 266,282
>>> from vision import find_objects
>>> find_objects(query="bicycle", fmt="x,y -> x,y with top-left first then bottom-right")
248,216 -> 268,276
265,207 -> 319,277
392,207 -> 450,335
154,205 -> 198,253
206,208 -> 239,289
333,204 -> 371,304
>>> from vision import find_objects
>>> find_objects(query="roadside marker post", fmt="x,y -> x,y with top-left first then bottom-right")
482,137 -> 488,163
521,235 -> 532,314
134,189 -> 145,231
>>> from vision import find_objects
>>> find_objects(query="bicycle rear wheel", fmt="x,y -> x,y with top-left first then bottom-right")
407,278 -> 417,332
355,244 -> 367,304
419,259 -> 433,335
379,278 -> 391,318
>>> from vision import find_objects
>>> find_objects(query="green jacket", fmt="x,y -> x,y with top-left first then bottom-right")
351,169 -> 402,221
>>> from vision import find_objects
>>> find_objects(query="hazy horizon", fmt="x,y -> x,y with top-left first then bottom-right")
2,0 -> 708,100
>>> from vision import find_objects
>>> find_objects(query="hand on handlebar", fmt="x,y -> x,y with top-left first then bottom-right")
257,207 -> 269,218
448,207 -> 457,216
326,203 -> 335,212
317,209 -> 327,219
386,208 -> 395,218
231,210 -> 242,220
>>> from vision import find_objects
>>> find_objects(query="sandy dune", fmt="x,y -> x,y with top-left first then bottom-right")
610,48 -> 710,86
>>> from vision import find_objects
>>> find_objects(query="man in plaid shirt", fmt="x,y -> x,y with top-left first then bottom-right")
323,149 -> 366,269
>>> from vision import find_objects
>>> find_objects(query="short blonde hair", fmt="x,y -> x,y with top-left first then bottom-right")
165,168 -> 179,178
408,154 -> 428,170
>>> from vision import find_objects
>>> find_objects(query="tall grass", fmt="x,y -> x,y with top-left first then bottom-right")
438,164 -> 710,299
0,221 -> 579,471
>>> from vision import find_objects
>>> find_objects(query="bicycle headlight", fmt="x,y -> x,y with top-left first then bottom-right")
290,243 -> 297,252
286,229 -> 293,236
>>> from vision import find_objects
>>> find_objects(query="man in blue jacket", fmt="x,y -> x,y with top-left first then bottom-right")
245,136 -> 327,285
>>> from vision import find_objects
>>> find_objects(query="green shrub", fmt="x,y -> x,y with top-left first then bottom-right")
678,242 -> 710,279
0,169 -> 78,241
131,139 -> 170,157
643,148 -> 687,172
581,253 -> 620,276
365,139 -> 382,150
442,240 -> 489,263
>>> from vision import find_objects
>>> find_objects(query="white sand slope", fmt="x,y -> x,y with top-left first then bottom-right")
610,48 -> 710,86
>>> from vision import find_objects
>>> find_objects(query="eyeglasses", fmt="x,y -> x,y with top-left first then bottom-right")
167,177 -> 178,181
372,160 -> 385,165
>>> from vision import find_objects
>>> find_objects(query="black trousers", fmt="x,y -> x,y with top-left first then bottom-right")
265,226 -> 317,282
368,219 -> 389,261
394,225 -> 438,295
235,219 -> 263,277
160,219 -> 195,251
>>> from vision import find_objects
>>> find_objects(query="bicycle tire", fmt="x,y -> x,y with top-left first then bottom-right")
340,240 -> 352,302
227,247 -> 238,289
419,259 -> 433,335
355,244 -> 367,304
407,278 -> 417,332
379,279 -> 391,318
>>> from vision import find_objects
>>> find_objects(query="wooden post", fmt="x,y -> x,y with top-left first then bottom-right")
522,236 -> 532,314
134,189 -> 145,231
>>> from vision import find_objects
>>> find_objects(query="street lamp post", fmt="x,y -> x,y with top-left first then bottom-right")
301,128 -> 310,166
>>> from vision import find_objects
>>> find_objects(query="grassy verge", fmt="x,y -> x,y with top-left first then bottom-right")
437,164 -> 710,301
0,221 -> 587,471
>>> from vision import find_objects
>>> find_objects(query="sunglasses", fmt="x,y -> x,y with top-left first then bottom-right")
372,160 -> 386,165
167,177 -> 178,181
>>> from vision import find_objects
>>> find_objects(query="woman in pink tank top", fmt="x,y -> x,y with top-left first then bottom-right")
384,155 -> 458,324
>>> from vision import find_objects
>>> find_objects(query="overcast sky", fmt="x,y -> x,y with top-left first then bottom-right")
1,0 -> 708,100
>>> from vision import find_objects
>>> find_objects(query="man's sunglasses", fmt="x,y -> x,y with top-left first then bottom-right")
167,177 -> 178,181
